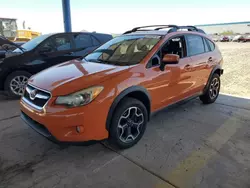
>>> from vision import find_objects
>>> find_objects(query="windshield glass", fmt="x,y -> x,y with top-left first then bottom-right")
13,34 -> 51,52
84,35 -> 161,66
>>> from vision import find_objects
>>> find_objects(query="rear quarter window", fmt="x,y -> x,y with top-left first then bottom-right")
91,36 -> 100,46
73,34 -> 92,48
206,39 -> 215,51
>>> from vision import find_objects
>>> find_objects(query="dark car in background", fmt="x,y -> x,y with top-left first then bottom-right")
0,32 -> 113,98
220,36 -> 229,42
14,41 -> 26,46
238,35 -> 250,42
0,41 -> 25,57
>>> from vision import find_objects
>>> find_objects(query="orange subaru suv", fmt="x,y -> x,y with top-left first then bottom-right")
20,25 -> 223,149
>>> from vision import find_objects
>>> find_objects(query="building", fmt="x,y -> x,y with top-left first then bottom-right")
0,18 -> 18,39
195,21 -> 250,35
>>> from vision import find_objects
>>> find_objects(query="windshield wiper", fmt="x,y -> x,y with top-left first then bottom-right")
87,58 -> 113,64
89,49 -> 114,55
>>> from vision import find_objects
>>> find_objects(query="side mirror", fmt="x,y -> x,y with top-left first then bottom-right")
160,54 -> 179,71
38,46 -> 52,54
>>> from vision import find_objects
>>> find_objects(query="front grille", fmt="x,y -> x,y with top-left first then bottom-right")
23,84 -> 51,109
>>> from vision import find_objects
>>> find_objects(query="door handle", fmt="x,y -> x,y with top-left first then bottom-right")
184,64 -> 192,71
67,52 -> 74,55
208,57 -> 213,62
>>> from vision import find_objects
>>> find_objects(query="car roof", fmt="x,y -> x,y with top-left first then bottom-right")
123,30 -> 210,41
124,30 -> 169,36
123,25 -> 206,37
42,32 -> 113,43
46,32 -> 111,36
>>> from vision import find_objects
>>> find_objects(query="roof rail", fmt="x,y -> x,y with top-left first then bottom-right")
154,25 -> 179,30
123,25 -> 178,34
178,26 -> 198,31
123,25 -> 206,34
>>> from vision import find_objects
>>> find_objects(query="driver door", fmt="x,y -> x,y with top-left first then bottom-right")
28,34 -> 75,73
145,35 -> 194,111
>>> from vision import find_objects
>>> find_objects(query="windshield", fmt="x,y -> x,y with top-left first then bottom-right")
84,35 -> 161,66
13,34 -> 51,52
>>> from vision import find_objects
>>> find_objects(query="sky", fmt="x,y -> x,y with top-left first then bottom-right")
0,0 -> 250,34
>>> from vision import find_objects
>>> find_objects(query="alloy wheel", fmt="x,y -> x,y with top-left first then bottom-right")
10,75 -> 28,96
209,77 -> 220,99
118,106 -> 144,143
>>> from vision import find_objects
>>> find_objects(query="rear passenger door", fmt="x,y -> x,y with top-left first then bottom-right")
203,37 -> 217,79
185,34 -> 209,92
72,33 -> 99,58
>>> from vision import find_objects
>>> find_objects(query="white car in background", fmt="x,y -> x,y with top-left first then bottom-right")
232,35 -> 243,42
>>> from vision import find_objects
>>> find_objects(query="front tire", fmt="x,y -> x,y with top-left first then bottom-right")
109,97 -> 148,149
4,71 -> 31,98
200,73 -> 220,104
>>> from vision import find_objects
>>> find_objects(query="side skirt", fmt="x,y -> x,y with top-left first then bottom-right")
151,92 -> 202,118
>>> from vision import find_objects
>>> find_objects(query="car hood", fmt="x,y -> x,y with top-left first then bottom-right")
0,37 -> 24,52
29,59 -> 130,96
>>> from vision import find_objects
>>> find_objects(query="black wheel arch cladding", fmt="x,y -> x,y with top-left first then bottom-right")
106,86 -> 151,131
204,65 -> 223,93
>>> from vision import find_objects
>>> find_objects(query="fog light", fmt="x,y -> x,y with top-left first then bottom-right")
76,126 -> 83,133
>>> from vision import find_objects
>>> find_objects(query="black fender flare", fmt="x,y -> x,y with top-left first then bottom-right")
106,86 -> 151,131
203,65 -> 223,93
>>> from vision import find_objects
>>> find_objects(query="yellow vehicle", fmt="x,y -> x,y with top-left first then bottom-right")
14,30 -> 41,42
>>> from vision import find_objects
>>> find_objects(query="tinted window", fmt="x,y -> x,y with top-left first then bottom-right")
13,34 -> 51,52
91,36 -> 100,46
53,35 -> 72,51
74,34 -> 92,48
203,38 -> 210,52
206,39 -> 215,51
186,35 -> 205,56
39,39 -> 55,52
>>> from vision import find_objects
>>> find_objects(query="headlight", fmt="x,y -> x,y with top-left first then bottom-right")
55,86 -> 103,107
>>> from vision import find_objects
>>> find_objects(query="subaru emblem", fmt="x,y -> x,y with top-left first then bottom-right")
30,89 -> 37,100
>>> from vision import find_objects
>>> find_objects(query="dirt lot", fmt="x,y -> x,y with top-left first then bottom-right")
0,42 -> 250,188
218,42 -> 250,97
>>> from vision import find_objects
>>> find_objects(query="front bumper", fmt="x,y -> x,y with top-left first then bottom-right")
20,97 -> 110,143
20,111 -> 100,145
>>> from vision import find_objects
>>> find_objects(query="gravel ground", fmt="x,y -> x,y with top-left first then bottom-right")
217,42 -> 250,97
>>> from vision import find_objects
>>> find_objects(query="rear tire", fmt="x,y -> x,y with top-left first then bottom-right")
108,97 -> 148,149
200,73 -> 220,104
4,71 -> 31,99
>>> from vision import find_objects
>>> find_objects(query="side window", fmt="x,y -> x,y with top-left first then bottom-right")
91,36 -> 100,46
53,35 -> 72,51
206,39 -> 215,51
161,36 -> 186,58
146,51 -> 161,68
203,38 -> 210,52
147,36 -> 186,68
186,35 -> 205,56
73,34 -> 92,49
38,39 -> 55,52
